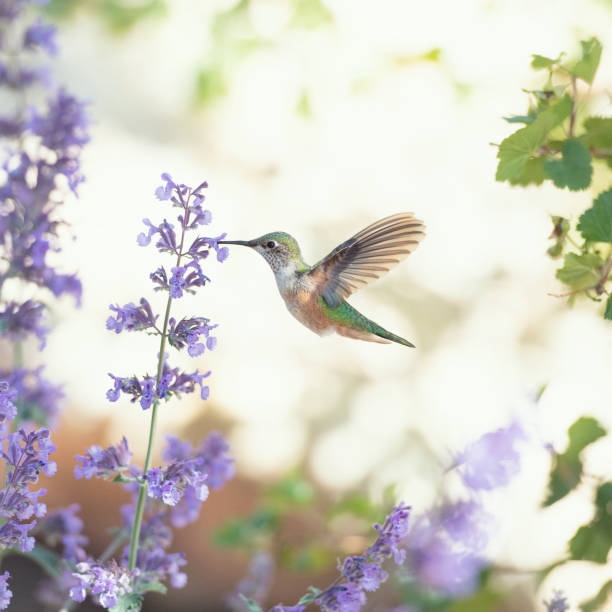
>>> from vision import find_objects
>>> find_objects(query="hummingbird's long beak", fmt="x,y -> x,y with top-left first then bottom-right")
218,240 -> 253,247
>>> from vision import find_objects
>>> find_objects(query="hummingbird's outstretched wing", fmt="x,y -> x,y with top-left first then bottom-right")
310,213 -> 426,308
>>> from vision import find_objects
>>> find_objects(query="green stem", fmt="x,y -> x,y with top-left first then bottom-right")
127,292 -> 173,571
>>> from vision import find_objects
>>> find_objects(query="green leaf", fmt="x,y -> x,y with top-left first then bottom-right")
507,157 -> 547,186
569,519 -> 612,563
581,580 -> 612,612
604,295 -> 612,320
195,67 -> 226,107
572,37 -> 603,84
239,595 -> 264,612
582,117 -> 612,149
22,545 -> 62,578
214,508 -> 278,548
328,491 -> 382,523
496,95 -> 571,182
543,417 -> 607,506
531,54 -> 560,70
503,114 -> 535,124
281,542 -> 333,572
135,580 -> 167,595
578,188 -> 612,242
109,593 -> 144,612
555,253 -> 603,291
291,0 -> 333,29
297,591 -> 320,606
569,482 -> 612,563
448,586 -> 504,612
543,138 -> 593,190
266,473 -> 315,508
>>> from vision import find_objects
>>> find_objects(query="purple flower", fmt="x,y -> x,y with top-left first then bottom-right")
23,18 -> 58,55
316,583 -> 366,612
3,367 -> 64,427
38,503 -> 88,563
455,421 -> 526,490
169,266 -> 186,298
159,432 -> 233,527
0,301 -> 48,348
106,298 -> 158,334
168,316 -> 217,357
74,437 -> 132,480
227,551 -> 274,612
147,458 -> 209,507
269,607 -> 306,612
544,591 -> 569,612
0,381 -> 17,435
404,501 -> 490,597
366,503 -> 411,565
341,556 -> 388,592
70,560 -> 136,608
0,572 -> 11,610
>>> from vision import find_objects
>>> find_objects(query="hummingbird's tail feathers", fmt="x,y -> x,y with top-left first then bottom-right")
373,328 -> 416,348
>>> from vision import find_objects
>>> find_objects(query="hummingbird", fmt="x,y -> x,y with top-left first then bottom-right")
219,213 -> 426,347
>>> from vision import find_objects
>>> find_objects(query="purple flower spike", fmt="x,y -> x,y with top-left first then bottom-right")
70,561 -> 137,608
544,590 -> 569,612
23,18 -> 58,55
74,437 -> 132,480
106,298 -> 157,334
39,503 -> 88,563
147,457 -> 209,507
455,421 -> 526,490
0,572 -> 11,610
0,300 -> 48,348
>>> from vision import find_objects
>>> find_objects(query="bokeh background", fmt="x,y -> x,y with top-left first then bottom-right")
8,0 -> 612,609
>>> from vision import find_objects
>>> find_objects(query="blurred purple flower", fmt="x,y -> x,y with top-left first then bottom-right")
147,457 -> 208,507
23,18 -> 57,55
404,500 -> 491,597
0,572 -> 11,610
38,503 -> 88,563
544,590 -> 569,612
0,301 -> 48,348
454,421 -> 526,490
74,437 -> 133,480
227,551 -> 274,612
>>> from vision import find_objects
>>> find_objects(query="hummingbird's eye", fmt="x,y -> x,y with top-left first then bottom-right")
266,241 -> 276,249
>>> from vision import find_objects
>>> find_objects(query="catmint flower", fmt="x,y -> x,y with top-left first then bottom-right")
160,432 -> 234,527
366,503 -> 411,565
227,551 -> 274,612
544,591 -> 569,612
38,503 -> 88,563
167,316 -> 217,357
106,298 -> 158,334
70,560 -> 137,608
0,572 -> 11,611
0,300 -> 48,348
404,500 -> 490,597
147,458 -> 208,506
74,437 -> 132,480
4,367 -> 64,427
23,18 -> 58,55
316,583 -> 366,612
454,421 -> 526,490
0,382 -> 17,435
341,556 -> 388,592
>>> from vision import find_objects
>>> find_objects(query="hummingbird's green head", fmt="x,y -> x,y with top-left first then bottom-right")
220,232 -> 305,273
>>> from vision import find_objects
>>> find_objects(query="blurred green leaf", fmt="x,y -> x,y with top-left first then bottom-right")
503,114 -> 536,124
214,508 -> 278,549
508,157 -> 547,186
544,417 -> 606,506
604,295 -> 612,320
578,188 -> 612,243
543,138 -> 592,190
23,545 -> 62,578
328,491 -> 382,523
531,53 -> 561,70
298,587 -> 322,606
291,0 -> 333,29
448,586 -> 503,612
296,91 -> 312,118
239,595 -> 264,612
572,37 -> 603,84
547,215 -> 570,258
282,542 -> 332,572
581,580 -> 612,612
136,580 -> 167,595
555,253 -> 603,291
582,117 -> 612,149
266,473 -> 315,508
109,594 -> 143,612
195,67 -> 226,106
496,95 -> 571,182
569,482 -> 612,563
